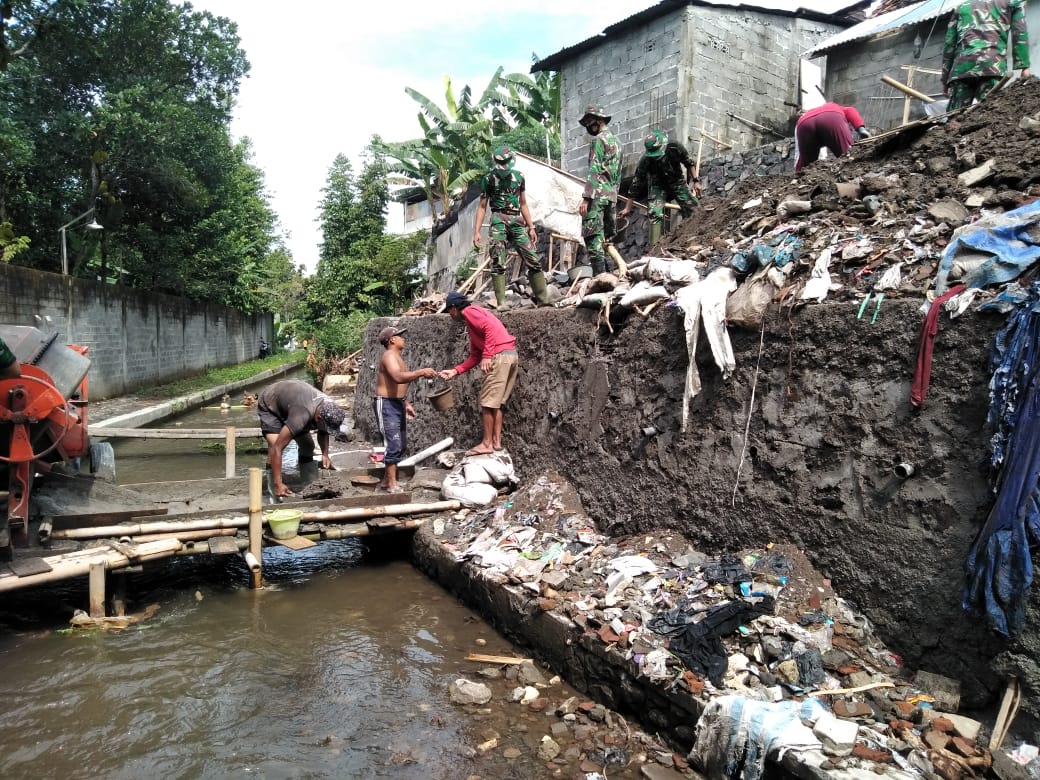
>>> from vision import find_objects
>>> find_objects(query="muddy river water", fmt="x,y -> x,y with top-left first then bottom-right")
0,384 -> 649,779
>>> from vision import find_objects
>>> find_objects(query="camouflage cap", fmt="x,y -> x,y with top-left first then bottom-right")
492,144 -> 515,169
644,129 -> 667,158
578,104 -> 611,128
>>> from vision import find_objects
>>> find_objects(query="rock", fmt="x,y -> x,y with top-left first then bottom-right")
502,747 -> 522,759
914,670 -> 962,712
449,678 -> 493,705
965,189 -> 993,208
836,182 -> 863,199
537,735 -> 561,761
550,721 -> 569,737
958,158 -> 996,187
813,712 -> 859,757
926,157 -> 954,174
776,659 -> 800,684
476,737 -> 497,753
861,173 -> 898,192
1018,115 -> 1040,134
518,662 -> 547,686
942,712 -> 982,741
927,200 -> 969,226
924,730 -> 951,751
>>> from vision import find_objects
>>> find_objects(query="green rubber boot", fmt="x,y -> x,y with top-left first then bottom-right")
492,274 -> 509,310
649,221 -> 662,247
528,270 -> 551,307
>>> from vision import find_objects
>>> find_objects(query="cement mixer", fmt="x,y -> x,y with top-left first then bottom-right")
0,326 -> 95,557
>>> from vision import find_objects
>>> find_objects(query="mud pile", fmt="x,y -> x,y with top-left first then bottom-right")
655,79 -> 1040,302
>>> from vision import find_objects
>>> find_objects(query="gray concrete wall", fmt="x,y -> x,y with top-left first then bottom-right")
688,9 -> 839,151
822,22 -> 947,131
561,7 -> 686,179
559,7 -> 841,182
0,264 -> 272,399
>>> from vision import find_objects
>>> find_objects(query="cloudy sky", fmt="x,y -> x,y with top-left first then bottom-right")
187,0 -> 848,273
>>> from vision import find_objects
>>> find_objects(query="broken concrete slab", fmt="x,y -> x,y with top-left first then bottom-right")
958,158 -> 996,187
927,200 -> 969,226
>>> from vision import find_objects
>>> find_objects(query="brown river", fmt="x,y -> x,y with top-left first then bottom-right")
0,383 -> 647,779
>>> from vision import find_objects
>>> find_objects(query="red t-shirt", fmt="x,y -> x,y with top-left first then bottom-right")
454,306 -> 517,375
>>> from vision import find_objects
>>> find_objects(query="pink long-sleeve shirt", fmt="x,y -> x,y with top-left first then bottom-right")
453,305 -> 517,375
796,103 -> 865,131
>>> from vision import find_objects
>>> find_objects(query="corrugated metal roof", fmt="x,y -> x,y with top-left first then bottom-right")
806,0 -> 955,55
531,0 -> 857,73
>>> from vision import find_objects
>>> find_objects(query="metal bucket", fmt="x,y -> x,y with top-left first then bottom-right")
428,386 -> 454,412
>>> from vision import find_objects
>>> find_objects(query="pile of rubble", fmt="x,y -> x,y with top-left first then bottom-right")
425,466 -> 1035,780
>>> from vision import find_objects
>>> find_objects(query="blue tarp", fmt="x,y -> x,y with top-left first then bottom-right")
935,200 -> 1040,295
963,282 -> 1040,636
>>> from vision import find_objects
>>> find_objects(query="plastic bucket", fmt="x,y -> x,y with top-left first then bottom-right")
266,508 -> 302,539
428,386 -> 454,412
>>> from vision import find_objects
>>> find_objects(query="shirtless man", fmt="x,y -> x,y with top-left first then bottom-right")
375,326 -> 436,492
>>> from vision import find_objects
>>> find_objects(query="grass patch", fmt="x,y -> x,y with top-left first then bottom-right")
137,353 -> 305,400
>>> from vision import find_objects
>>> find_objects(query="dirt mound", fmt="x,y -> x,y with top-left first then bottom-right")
657,79 -> 1040,301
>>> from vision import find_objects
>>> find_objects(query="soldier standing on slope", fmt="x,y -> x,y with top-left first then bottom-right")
620,129 -> 700,246
578,104 -> 626,276
942,0 -> 1031,111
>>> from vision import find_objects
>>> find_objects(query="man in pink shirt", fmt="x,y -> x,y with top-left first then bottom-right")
795,103 -> 870,172
438,291 -> 518,455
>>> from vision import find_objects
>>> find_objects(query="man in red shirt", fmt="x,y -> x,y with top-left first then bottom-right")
795,103 -> 870,172
438,291 -> 518,455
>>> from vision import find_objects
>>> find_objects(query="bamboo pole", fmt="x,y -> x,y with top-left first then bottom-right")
243,551 -> 261,574
547,234 -> 554,274
94,427 -> 262,439
0,539 -> 182,593
89,563 -> 106,617
225,426 -> 235,478
50,501 -> 458,541
248,467 -> 262,589
699,129 -> 733,149
133,528 -> 239,543
457,253 -> 492,295
880,74 -> 935,103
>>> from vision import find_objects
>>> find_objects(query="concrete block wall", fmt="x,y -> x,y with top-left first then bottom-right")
690,9 -> 840,151
822,23 -> 946,131
561,7 -> 686,179
559,6 -> 841,184
0,264 -> 272,399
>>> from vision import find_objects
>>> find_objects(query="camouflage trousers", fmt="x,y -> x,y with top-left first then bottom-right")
946,76 -> 1001,112
488,212 -> 541,275
581,197 -> 617,272
647,181 -> 698,225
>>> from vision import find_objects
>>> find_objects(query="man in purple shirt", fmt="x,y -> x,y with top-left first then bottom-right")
438,291 -> 518,455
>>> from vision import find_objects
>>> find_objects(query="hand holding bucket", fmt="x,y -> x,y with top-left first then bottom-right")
427,378 -> 454,413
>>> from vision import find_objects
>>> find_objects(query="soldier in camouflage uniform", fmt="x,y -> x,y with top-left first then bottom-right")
0,337 -> 20,379
620,130 -> 699,244
473,145 -> 550,308
578,104 -> 626,276
942,0 -> 1031,111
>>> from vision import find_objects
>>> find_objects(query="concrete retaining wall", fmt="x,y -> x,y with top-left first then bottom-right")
0,264 -> 272,399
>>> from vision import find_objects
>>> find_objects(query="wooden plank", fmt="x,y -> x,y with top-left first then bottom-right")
92,427 -> 262,439
465,653 -> 532,665
52,508 -> 168,530
264,534 -> 317,550
8,557 -> 53,577
207,536 -> 241,555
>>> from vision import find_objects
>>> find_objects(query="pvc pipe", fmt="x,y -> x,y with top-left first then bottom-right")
894,462 -> 916,479
242,551 -> 261,574
399,437 -> 454,467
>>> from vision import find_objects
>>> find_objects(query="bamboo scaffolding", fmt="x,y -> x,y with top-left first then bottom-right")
50,501 -> 460,540
880,74 -> 935,103
0,539 -> 182,593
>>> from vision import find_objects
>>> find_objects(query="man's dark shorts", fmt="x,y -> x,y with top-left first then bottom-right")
373,396 -> 407,465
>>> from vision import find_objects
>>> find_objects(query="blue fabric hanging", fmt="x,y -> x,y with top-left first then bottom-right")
964,282 -> 1040,636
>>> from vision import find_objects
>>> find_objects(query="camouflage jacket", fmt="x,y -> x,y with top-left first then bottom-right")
479,169 -> 525,215
942,0 -> 1030,85
583,131 -> 622,201
630,141 -> 694,197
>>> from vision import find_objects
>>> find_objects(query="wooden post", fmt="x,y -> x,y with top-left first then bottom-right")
880,74 -> 935,103
88,562 -> 106,617
547,234 -> 554,274
225,426 -> 235,478
695,121 -> 705,179
901,65 -> 917,125
248,466 -> 263,589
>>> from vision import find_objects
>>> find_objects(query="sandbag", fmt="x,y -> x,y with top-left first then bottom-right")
619,280 -> 670,308
441,470 -> 498,507
726,268 -> 778,328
